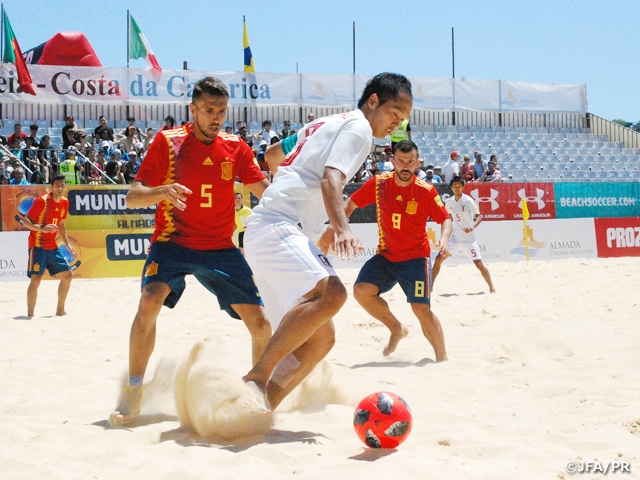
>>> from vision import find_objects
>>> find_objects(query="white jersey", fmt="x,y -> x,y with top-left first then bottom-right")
246,109 -> 372,241
445,193 -> 479,243
440,159 -> 460,183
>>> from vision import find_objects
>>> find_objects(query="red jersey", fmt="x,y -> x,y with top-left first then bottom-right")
350,172 -> 450,262
27,194 -> 69,250
136,123 -> 265,250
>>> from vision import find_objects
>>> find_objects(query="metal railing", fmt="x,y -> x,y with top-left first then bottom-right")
587,113 -> 640,149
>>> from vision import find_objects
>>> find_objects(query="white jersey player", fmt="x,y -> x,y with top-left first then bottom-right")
432,175 -> 496,292
242,73 -> 414,411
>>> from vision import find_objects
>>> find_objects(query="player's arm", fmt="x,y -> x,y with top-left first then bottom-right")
265,133 -> 298,174
317,198 -> 359,255
21,213 -> 58,233
126,179 -> 193,211
245,179 -> 270,200
438,216 -> 453,257
321,168 -> 362,260
57,220 -> 76,257
473,213 -> 483,229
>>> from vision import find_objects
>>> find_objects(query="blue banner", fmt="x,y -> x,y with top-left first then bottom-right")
554,182 -> 640,219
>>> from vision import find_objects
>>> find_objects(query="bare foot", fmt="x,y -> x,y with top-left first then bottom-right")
109,384 -> 142,427
243,378 -> 272,412
490,288 -> 496,293
55,310 -> 67,316
435,355 -> 449,362
383,325 -> 409,356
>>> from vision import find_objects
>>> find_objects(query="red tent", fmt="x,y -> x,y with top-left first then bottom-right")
23,31 -> 101,67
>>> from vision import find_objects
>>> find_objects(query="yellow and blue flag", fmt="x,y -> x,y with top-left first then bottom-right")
243,17 -> 255,73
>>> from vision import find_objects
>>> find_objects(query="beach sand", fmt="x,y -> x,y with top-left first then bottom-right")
1,257 -> 639,479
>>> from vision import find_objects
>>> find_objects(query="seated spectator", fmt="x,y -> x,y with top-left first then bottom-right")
94,116 -> 115,143
7,123 -> 27,146
0,161 -> 11,185
472,151 -> 487,178
489,154 -> 501,171
119,162 -> 135,184
74,130 -> 92,154
238,125 -> 254,148
39,135 -> 59,177
161,115 -> 175,131
460,154 -> 474,179
126,150 -> 140,173
119,126 -> 137,154
9,137 -> 23,161
143,127 -> 155,150
235,121 -> 245,135
104,155 -> 120,183
64,128 -> 77,150
117,116 -> 144,141
23,137 -> 49,183
306,113 -> 315,124
86,148 -> 104,184
424,168 -> 442,183
61,116 -> 77,147
479,161 -> 502,183
281,121 -> 294,139
30,170 -> 45,184
261,120 -> 279,144
224,126 -> 233,135
28,124 -> 41,148
10,166 -> 29,185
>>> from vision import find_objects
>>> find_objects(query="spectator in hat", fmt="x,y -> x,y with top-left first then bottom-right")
424,166 -> 442,183
117,116 -> 144,141
61,116 -> 77,147
472,151 -> 488,178
441,151 -> 460,183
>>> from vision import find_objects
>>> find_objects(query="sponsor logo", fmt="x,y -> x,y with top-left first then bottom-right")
406,200 -> 418,215
606,227 -> 640,248
469,188 -> 499,210
68,190 -> 156,216
317,254 -> 332,267
202,157 -> 213,166
517,188 -> 545,210
510,225 -> 546,256
106,234 -> 152,261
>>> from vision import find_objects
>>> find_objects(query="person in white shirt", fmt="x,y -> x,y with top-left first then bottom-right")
431,175 -> 496,292
440,151 -> 460,183
242,72 -> 413,410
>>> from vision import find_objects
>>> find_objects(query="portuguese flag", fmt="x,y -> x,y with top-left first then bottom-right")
2,11 -> 35,95
129,14 -> 161,72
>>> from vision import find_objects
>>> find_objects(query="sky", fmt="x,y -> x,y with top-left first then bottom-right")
2,0 -> 638,122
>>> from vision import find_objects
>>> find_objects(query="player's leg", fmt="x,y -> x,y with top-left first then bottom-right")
55,270 -> 73,316
232,304 -> 272,366
472,259 -> 496,293
431,251 -> 450,286
27,275 -> 42,318
353,255 -> 408,356
411,303 -> 448,362
243,275 -> 347,410
266,319 -> 336,409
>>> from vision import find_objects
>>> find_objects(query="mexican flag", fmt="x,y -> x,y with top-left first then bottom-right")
2,11 -> 35,95
129,14 -> 161,72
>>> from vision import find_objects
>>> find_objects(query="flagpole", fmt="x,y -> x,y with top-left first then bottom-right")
1,4 -> 4,63
127,9 -> 130,69
522,199 -> 530,261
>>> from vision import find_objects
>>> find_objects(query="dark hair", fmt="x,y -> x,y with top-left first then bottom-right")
192,76 -> 229,102
262,120 -> 272,127
164,115 -> 175,126
41,134 -> 50,141
30,124 -> 38,131
392,139 -> 419,156
52,173 -> 66,183
450,175 -> 464,187
490,154 -> 497,162
357,72 -> 412,109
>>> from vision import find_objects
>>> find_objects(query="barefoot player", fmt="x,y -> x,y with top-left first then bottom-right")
432,176 -> 496,293
22,174 -> 76,317
320,140 -> 451,360
110,77 -> 272,426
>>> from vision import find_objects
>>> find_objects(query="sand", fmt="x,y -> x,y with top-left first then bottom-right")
1,257 -> 639,479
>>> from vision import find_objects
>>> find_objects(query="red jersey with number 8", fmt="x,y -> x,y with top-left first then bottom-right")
135,123 -> 265,250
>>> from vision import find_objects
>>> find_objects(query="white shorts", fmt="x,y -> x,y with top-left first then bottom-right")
244,221 -> 337,329
448,235 -> 482,261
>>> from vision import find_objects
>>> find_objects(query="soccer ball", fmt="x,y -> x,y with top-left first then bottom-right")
353,391 -> 412,448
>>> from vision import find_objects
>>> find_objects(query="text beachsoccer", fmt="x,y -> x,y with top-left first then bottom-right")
559,196 -> 636,207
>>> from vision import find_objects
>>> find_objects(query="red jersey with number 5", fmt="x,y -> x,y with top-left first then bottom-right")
27,194 -> 69,250
135,123 -> 265,250
350,172 -> 450,262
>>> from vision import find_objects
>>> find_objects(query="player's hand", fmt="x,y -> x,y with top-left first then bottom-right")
334,231 -> 364,261
317,227 -> 336,255
67,243 -> 77,258
438,239 -> 450,257
42,224 -> 58,233
162,183 -> 192,210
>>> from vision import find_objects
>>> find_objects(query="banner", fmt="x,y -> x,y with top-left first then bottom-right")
464,182 -> 556,221
1,185 -> 156,232
554,182 -> 640,219
594,217 -> 640,258
0,64 -> 587,112
0,231 -> 29,281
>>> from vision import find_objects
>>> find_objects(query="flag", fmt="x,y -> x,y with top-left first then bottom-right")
521,198 -> 530,221
2,11 -> 35,95
129,14 -> 162,71
243,17 -> 255,73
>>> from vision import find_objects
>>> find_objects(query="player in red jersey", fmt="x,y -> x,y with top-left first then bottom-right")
21,174 -> 76,318
320,140 -> 452,360
110,77 -> 272,426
